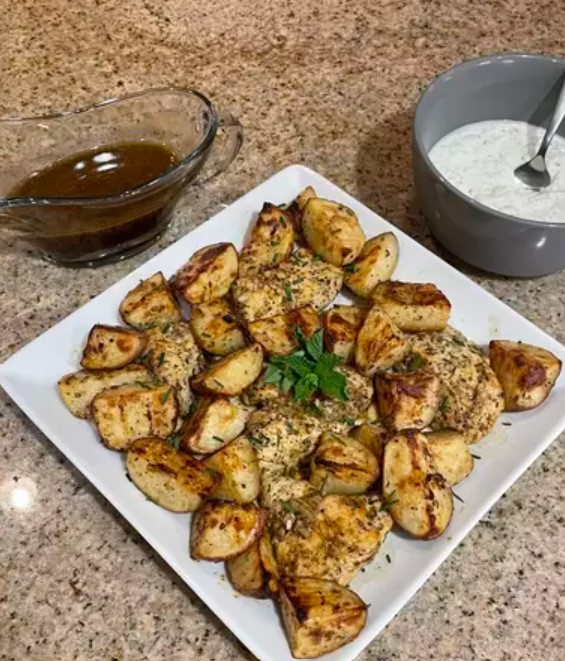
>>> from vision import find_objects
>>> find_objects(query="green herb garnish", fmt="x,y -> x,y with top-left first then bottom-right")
161,322 -> 172,334
407,354 -> 425,371
343,264 -> 356,273
279,217 -> 287,228
167,432 -> 182,450
270,240 -> 279,247
386,553 -> 392,564
312,254 -> 323,262
204,467 -> 218,477
157,352 -> 165,367
160,388 -> 173,403
281,500 -> 298,515
453,492 -> 464,503
343,416 -> 355,426
283,283 -> 293,302
264,328 -> 349,405
439,396 -> 450,414
471,453 -> 481,460
212,435 -> 225,444
381,492 -> 399,512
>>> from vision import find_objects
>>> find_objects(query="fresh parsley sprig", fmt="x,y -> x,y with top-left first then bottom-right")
263,328 -> 349,404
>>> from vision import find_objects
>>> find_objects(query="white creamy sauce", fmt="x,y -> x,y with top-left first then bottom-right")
428,119 -> 565,223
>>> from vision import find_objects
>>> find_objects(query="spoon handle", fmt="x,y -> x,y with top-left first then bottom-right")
539,73 -> 565,156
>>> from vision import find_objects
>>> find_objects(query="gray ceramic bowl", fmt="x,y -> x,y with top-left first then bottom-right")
413,53 -> 565,277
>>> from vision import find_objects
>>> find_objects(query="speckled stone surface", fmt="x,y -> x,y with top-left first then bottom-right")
1,1 -> 564,660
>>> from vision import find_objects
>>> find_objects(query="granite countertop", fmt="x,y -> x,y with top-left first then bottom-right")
1,1 -> 564,660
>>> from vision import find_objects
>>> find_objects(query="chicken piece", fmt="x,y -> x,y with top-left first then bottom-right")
273,494 -> 393,585
409,326 -> 504,443
232,248 -> 343,323
144,322 -> 205,416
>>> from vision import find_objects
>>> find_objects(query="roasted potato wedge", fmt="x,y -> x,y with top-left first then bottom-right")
310,432 -> 378,495
247,306 -> 321,356
239,203 -> 294,276
190,298 -> 245,356
145,322 -> 204,416
225,540 -> 267,598
191,343 -> 263,396
279,577 -> 367,659
259,531 -> 280,594
126,437 -> 218,511
344,232 -> 399,298
296,186 -> 317,211
190,501 -> 266,561
180,397 -> 251,454
302,198 -> 365,266
355,305 -> 410,376
376,371 -> 442,430
58,364 -> 152,419
173,243 -> 238,304
489,340 -> 562,411
425,430 -> 474,487
371,281 -> 451,332
119,272 -> 181,329
204,435 -> 261,503
91,383 -> 178,451
232,248 -> 343,322
80,324 -> 147,370
383,431 -> 453,539
323,305 -> 366,363
350,422 -> 388,464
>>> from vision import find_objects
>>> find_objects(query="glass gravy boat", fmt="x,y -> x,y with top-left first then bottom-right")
0,88 -> 243,266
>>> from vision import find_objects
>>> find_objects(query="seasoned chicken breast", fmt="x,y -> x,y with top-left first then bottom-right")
232,248 -> 343,323
409,326 -> 504,443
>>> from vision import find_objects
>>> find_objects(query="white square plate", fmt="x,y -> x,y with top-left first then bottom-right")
1,165 -> 565,661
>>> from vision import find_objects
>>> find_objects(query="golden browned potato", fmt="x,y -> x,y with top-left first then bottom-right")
145,322 -> 204,416
344,232 -> 399,298
247,307 -> 320,356
376,371 -> 442,430
383,431 -> 453,539
225,540 -> 267,598
323,305 -> 366,363
239,203 -> 294,276
180,397 -> 251,454
232,248 -> 343,323
424,430 -> 474,487
350,422 -> 388,464
371,281 -> 451,331
302,198 -> 365,266
296,186 -> 317,211
119,272 -> 181,329
258,531 -> 280,594
191,344 -> 263,396
204,435 -> 261,503
91,383 -> 178,451
126,437 -> 218,512
279,577 -> 367,658
489,340 -> 562,411
172,243 -> 238,304
309,432 -> 378,495
80,325 -> 147,370
355,305 -> 410,376
190,501 -> 266,561
58,364 -> 152,419
190,298 -> 245,356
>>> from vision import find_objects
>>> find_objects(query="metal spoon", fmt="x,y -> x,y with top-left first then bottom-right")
514,74 -> 565,190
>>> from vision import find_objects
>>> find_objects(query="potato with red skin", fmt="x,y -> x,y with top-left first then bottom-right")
489,340 -> 562,411
190,501 -> 267,561
247,306 -> 321,356
279,578 -> 368,658
119,272 -> 181,328
376,371 -> 442,430
81,324 -> 147,370
383,430 -> 453,540
323,305 -> 366,363
371,281 -> 451,332
173,243 -> 238,304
